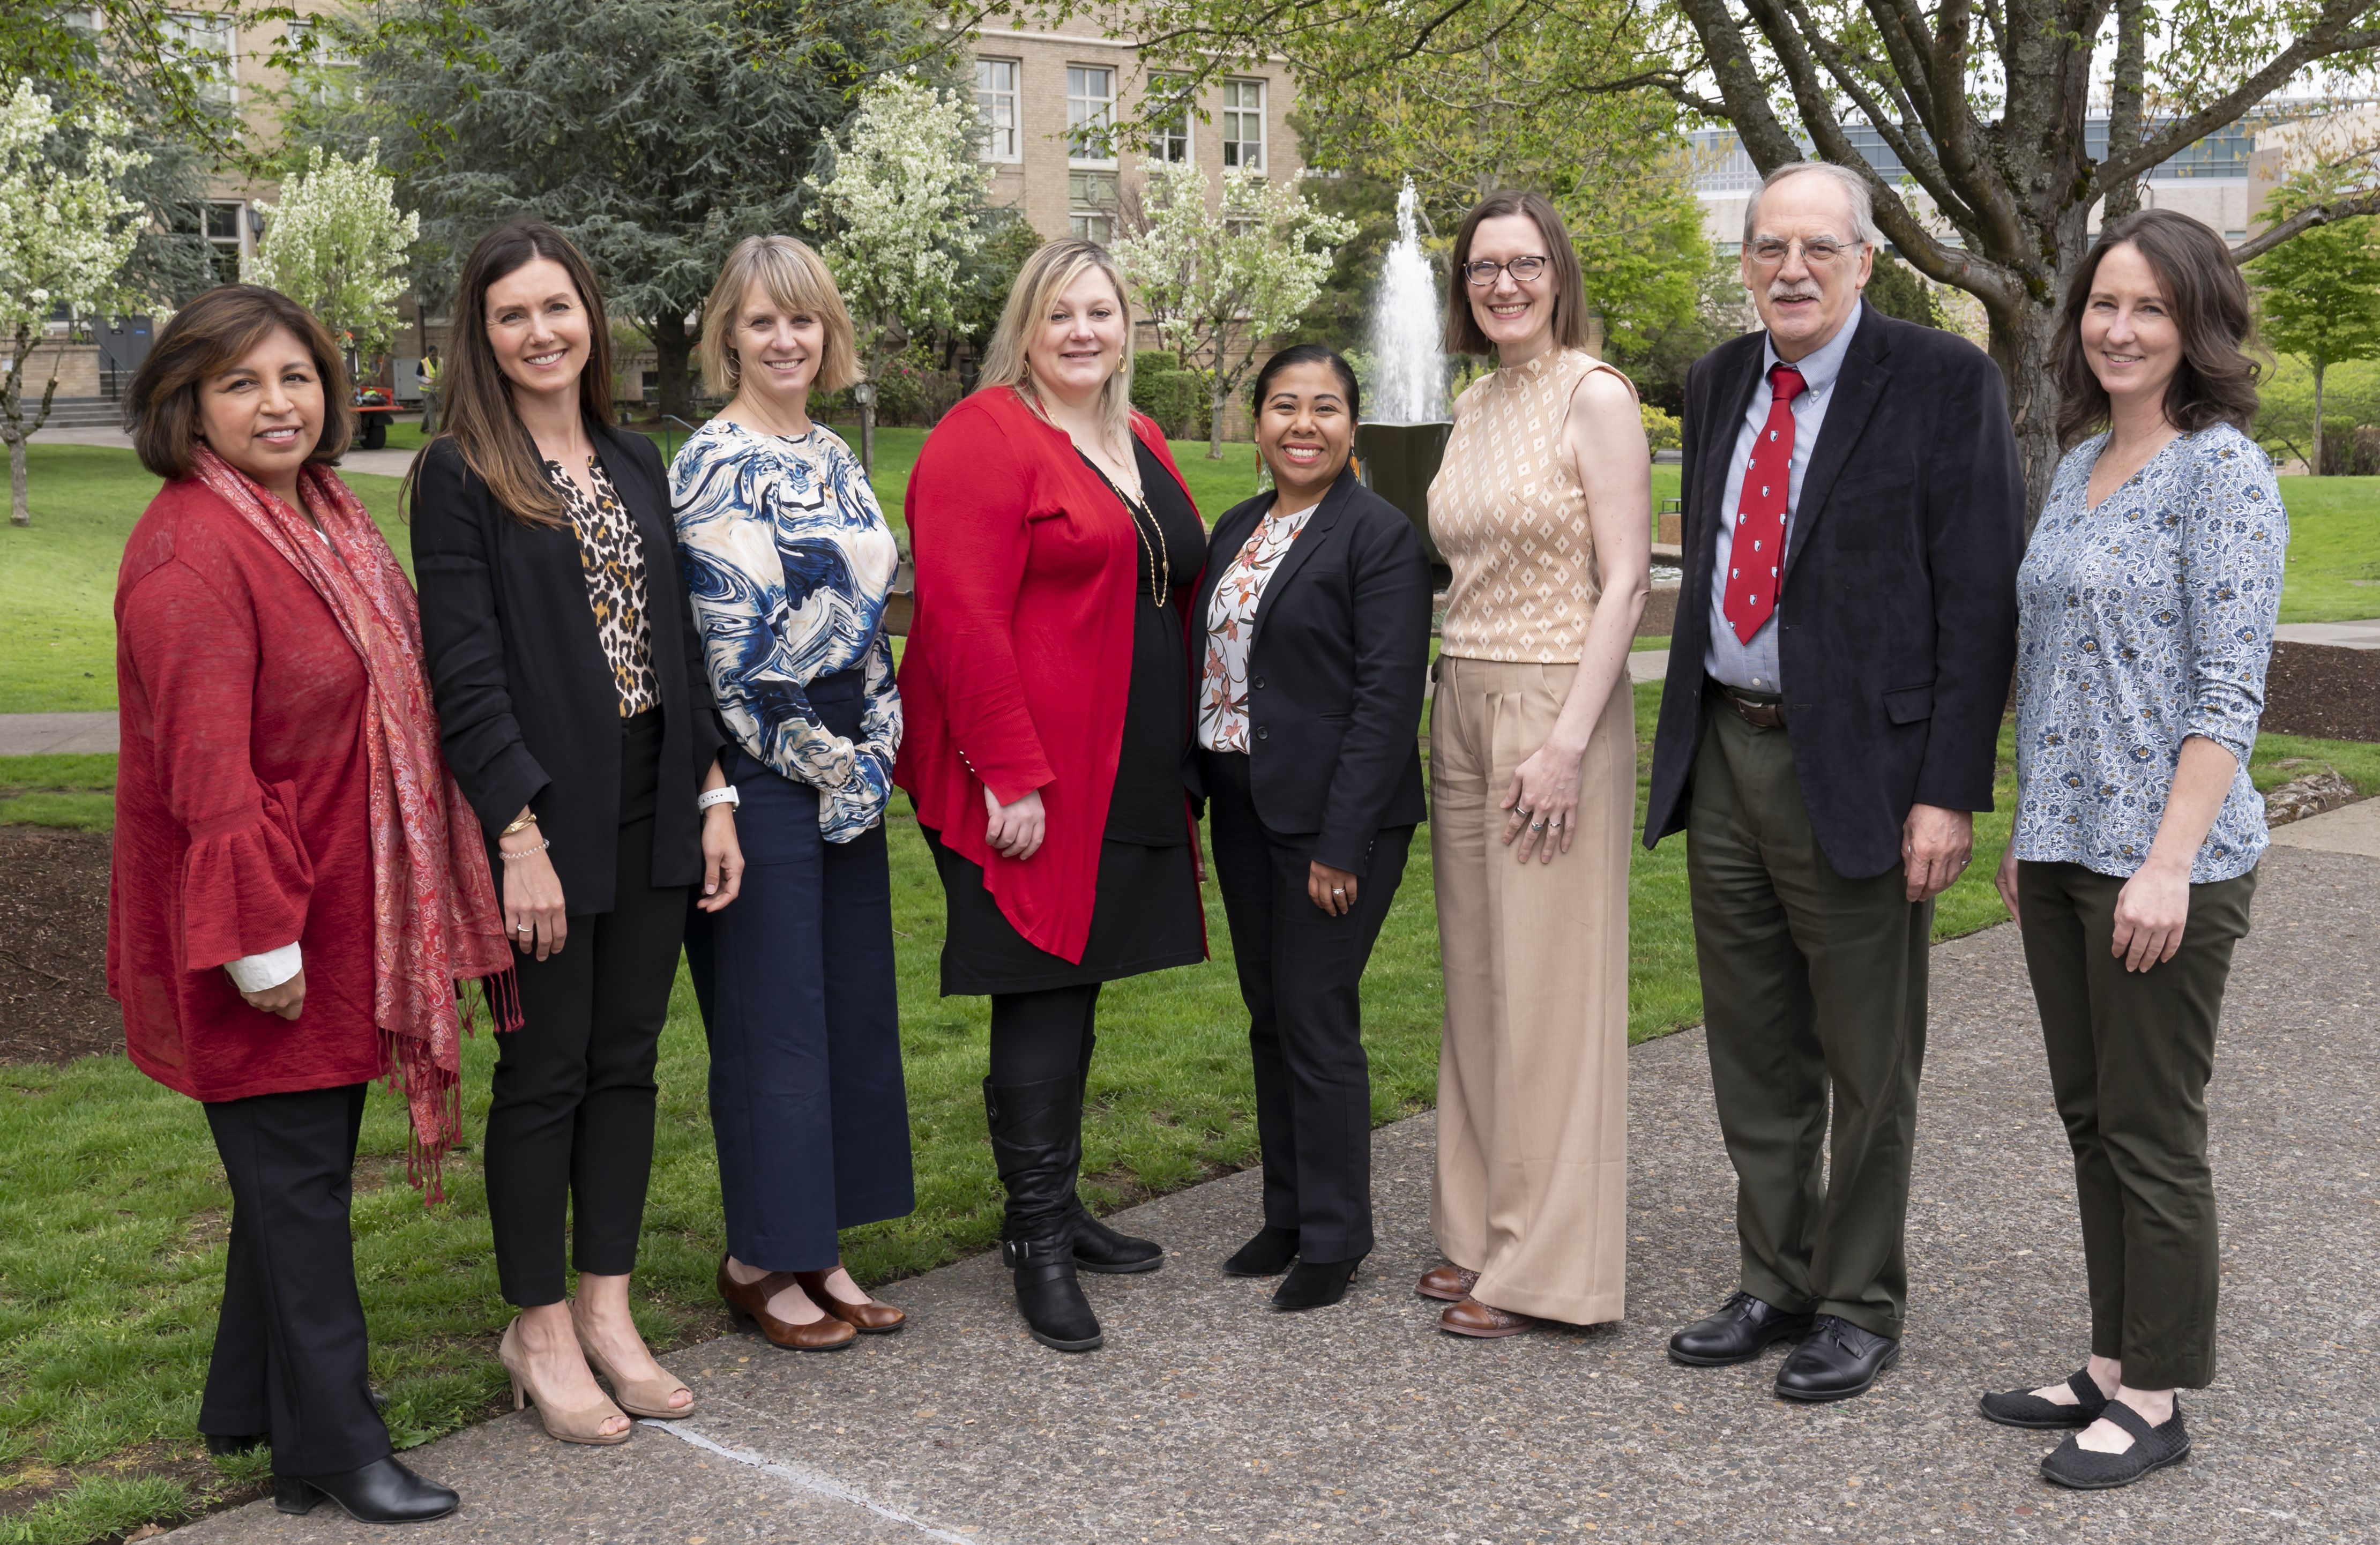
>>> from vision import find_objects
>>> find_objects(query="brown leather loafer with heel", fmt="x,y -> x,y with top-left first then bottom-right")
1416,1264 -> 1480,1303
1438,1296 -> 1538,1338
794,1266 -> 906,1334
717,1255 -> 856,1351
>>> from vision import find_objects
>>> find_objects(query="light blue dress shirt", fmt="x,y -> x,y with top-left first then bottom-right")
1703,301 -> 1865,693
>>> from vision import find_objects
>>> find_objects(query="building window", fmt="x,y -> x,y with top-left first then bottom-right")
1222,78 -> 1264,171
166,11 -> 238,105
284,19 -> 357,103
1148,74 -> 1192,163
1069,170 -> 1118,242
1067,65 -> 1115,166
976,58 -> 1019,162
204,200 -> 245,287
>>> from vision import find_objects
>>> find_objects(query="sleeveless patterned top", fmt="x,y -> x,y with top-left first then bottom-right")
1429,348 -> 1636,663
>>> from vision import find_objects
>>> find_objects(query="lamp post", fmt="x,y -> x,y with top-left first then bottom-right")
852,378 -> 877,475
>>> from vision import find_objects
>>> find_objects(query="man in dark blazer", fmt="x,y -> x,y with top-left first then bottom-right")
1645,162 -> 2023,1401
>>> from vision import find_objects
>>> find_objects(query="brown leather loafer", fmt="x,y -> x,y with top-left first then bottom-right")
1438,1295 -> 1537,1339
1416,1264 -> 1480,1303
715,1256 -> 856,1351
794,1267 -> 906,1334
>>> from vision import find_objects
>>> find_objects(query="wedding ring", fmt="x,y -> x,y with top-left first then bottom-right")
1530,819 -> 1547,833
1333,887 -> 1346,896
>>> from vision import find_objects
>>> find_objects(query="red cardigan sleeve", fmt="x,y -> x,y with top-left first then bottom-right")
119,557 -> 315,971
904,406 -> 1058,805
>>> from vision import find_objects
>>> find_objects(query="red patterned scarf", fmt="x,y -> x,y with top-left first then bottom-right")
193,445 -> 518,1200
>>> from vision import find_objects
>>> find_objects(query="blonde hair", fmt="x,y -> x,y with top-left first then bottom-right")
978,237 -> 1135,452
697,235 -> 860,399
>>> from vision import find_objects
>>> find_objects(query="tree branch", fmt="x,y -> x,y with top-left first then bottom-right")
2101,0 -> 2147,222
2232,189 -> 2380,263
2102,8 -> 2380,183
1775,0 -> 1981,230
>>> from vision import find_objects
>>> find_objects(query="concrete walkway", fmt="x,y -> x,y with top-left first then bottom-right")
25,422 -> 422,479
172,826 -> 2379,1544
0,712 -> 117,756
2273,620 -> 2380,650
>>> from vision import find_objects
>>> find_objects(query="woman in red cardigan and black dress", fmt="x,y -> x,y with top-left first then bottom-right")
898,239 -> 1207,1353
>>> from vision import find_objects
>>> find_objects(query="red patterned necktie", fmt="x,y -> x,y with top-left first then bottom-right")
1722,363 -> 1808,644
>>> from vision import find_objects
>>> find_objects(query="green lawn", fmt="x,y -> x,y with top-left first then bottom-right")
2271,475 -> 2380,623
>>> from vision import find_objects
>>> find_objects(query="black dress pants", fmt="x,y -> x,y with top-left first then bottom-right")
1203,749 -> 1409,1263
484,712 -> 690,1307
200,1082 -> 392,1476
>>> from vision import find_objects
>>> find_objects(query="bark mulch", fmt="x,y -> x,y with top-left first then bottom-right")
2262,641 -> 2380,744
0,824 -> 124,1065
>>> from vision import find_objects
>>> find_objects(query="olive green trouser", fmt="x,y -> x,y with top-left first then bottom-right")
2015,859 -> 2256,1391
1687,690 -> 1931,1340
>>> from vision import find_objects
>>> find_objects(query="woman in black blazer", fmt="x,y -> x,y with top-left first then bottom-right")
1194,345 -> 1433,1310
412,221 -> 741,1445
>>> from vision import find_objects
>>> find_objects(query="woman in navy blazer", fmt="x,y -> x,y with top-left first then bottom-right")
1192,345 -> 1433,1310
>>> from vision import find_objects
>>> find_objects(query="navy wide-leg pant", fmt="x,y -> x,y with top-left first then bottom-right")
687,740 -> 914,1273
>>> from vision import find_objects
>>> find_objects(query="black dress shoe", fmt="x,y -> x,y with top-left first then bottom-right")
1221,1226 -> 1300,1277
2040,1400 -> 2190,1489
1668,1291 -> 1814,1367
1773,1316 -> 1901,1402
274,1456 -> 459,1524
1979,1368 -> 2110,1429
1271,1255 -> 1363,1310
1071,1201 -> 1164,1274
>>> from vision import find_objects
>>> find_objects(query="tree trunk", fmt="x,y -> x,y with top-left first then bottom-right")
8,433 -> 28,528
652,310 -> 697,423
1988,299 -> 2069,534
1207,380 -> 1227,460
2312,360 -> 2327,476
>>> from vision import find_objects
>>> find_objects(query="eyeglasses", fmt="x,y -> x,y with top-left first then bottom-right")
1746,238 -> 1864,270
1462,256 -> 1549,286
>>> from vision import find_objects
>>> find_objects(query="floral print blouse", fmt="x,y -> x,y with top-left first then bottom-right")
669,420 -> 901,841
2012,423 -> 2286,883
1198,501 -> 1318,752
544,456 -> 659,716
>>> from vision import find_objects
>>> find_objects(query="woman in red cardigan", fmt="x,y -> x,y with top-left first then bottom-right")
898,238 -> 1206,1353
110,286 -> 512,1524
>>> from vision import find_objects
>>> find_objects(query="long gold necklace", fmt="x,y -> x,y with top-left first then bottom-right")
1023,380 -> 1169,608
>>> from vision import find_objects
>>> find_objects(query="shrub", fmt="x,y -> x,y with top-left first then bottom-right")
1640,402 -> 1682,452
1130,352 -> 1208,439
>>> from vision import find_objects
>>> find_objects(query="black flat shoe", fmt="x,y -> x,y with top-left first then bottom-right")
274,1456 -> 459,1524
2041,1401 -> 2190,1490
1774,1316 -> 1900,1402
1222,1226 -> 1301,1277
1271,1255 -> 1363,1310
1071,1201 -> 1164,1274
1979,1368 -> 2110,1430
1668,1291 -> 1814,1367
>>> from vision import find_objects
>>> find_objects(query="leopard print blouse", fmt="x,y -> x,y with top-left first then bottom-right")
544,456 -> 660,716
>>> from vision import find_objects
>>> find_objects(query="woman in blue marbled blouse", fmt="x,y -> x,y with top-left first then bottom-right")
1980,211 -> 2286,1491
669,236 -> 913,1349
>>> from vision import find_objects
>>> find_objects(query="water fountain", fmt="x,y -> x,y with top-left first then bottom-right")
1355,178 -> 1454,579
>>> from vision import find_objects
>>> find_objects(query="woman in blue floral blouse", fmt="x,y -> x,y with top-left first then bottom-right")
1981,210 -> 2286,1491
670,236 -> 913,1349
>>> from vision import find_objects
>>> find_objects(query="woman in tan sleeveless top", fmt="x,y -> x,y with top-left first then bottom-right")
1419,190 -> 1652,1337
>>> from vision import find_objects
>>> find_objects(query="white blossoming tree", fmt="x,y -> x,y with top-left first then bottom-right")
1114,159 -> 1354,459
807,75 -> 990,462
2,78 -> 147,527
246,140 -> 420,376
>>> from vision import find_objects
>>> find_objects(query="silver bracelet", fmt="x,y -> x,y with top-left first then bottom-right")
498,837 -> 551,861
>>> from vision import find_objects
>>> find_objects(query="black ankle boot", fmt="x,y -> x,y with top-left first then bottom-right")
1272,1253 -> 1365,1311
986,1077 -> 1104,1352
1221,1226 -> 1300,1277
1068,1043 -> 1163,1274
273,1456 -> 458,1523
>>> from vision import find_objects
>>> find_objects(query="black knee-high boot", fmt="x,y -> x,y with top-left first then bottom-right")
1065,1034 -> 1163,1274
986,1076 -> 1103,1352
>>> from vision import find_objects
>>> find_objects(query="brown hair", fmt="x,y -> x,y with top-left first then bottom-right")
123,285 -> 353,480
698,235 -> 860,399
1442,190 -> 1592,357
415,219 -> 617,527
2053,208 -> 2260,449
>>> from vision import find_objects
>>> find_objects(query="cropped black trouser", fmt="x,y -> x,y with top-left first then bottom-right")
2016,859 -> 2256,1390
1203,748 -> 1409,1263
483,710 -> 690,1307
199,1082 -> 392,1476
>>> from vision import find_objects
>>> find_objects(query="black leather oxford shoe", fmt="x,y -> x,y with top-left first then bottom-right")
1774,1315 -> 1901,1402
273,1456 -> 459,1524
1668,1291 -> 1814,1367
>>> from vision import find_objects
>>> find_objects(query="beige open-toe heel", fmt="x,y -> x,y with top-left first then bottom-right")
497,1318 -> 632,1445
572,1310 -> 695,1420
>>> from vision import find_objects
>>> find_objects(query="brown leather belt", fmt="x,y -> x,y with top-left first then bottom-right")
1717,684 -> 1788,730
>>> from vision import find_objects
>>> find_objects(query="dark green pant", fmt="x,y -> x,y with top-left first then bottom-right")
2015,860 -> 2256,1390
1687,693 -> 1931,1340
